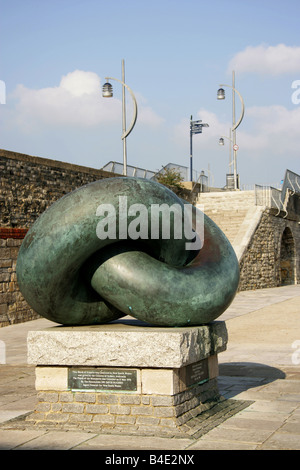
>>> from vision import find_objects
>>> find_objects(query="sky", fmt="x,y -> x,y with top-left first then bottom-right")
1,0 -> 300,188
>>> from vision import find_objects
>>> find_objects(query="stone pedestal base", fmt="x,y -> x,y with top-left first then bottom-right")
26,319 -> 228,436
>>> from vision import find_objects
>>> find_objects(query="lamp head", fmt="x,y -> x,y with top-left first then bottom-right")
217,88 -> 225,100
219,137 -> 225,146
102,82 -> 113,98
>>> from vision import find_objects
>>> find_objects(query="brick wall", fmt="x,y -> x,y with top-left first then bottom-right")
0,229 -> 36,326
0,149 -> 119,228
239,208 -> 300,290
0,149 -> 120,326
26,379 -> 220,435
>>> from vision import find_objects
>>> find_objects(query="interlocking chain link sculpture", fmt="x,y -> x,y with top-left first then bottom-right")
16,177 -> 239,326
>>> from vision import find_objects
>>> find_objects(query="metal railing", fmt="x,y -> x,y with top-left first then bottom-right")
254,169 -> 300,217
255,185 -> 271,207
101,161 -> 211,186
153,163 -> 189,181
101,161 -> 156,180
255,185 -> 287,216
281,169 -> 300,200
191,172 -> 209,193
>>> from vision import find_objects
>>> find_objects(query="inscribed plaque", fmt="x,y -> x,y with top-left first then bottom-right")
185,359 -> 209,386
68,367 -> 137,391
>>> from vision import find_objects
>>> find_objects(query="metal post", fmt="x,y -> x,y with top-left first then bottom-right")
189,116 -> 209,182
103,64 -> 138,176
122,59 -> 127,176
190,115 -> 193,182
228,128 -> 232,173
232,71 -> 237,190
218,71 -> 245,191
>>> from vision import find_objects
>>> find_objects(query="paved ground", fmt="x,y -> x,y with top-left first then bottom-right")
0,284 -> 299,450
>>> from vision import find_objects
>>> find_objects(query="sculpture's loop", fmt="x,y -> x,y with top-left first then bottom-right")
16,177 -> 239,326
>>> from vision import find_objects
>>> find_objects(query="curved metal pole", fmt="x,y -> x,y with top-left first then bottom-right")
219,75 -> 244,190
220,130 -> 234,179
219,83 -> 245,131
105,76 -> 138,140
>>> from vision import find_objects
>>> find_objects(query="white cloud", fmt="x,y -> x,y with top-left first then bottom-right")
11,70 -> 164,132
60,70 -> 100,96
137,106 -> 165,127
238,104 -> 300,154
127,91 -> 165,127
228,44 -> 300,75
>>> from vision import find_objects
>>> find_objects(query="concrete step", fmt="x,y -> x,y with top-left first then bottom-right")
197,191 -> 255,210
195,191 -> 263,261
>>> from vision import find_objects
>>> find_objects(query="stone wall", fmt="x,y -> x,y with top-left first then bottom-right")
0,230 -> 36,326
0,149 -> 120,326
27,378 -> 220,436
239,207 -> 300,291
0,149 -> 119,228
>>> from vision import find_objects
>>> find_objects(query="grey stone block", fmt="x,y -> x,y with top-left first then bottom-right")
27,321 -> 228,368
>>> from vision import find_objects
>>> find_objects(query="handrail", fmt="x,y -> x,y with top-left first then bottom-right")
287,172 -> 296,196
191,173 -> 208,193
270,187 -> 283,216
254,184 -> 287,217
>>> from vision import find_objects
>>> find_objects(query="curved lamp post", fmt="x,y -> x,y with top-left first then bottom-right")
102,60 -> 138,176
219,130 -> 236,188
217,70 -> 245,190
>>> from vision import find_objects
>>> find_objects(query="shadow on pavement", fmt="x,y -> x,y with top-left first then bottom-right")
219,362 -> 286,380
218,362 -> 286,399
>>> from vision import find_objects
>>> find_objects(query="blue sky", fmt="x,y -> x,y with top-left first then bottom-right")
1,0 -> 300,188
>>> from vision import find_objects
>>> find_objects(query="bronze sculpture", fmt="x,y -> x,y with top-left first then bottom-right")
16,177 -> 239,326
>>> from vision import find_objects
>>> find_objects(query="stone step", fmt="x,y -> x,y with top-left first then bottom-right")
203,212 -> 249,219
197,191 -> 255,209
199,200 -> 254,206
195,191 -> 264,261
201,200 -> 254,205
197,190 -> 255,197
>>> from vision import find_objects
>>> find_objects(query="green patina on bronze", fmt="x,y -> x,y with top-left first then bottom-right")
16,177 -> 239,327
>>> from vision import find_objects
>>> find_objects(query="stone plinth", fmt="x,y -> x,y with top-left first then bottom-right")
26,319 -> 228,436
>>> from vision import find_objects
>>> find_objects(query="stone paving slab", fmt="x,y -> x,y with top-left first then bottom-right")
11,430 -> 98,450
259,432 -> 300,450
0,429 -> 47,450
0,410 -> 30,424
0,285 -> 299,450
74,434 -> 193,451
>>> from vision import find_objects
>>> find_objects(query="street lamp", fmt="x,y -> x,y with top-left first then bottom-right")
102,59 -> 138,176
217,88 -> 225,100
189,115 -> 209,182
219,130 -> 239,189
217,70 -> 245,190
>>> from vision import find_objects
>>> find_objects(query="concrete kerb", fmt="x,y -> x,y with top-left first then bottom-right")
0,284 -> 299,450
